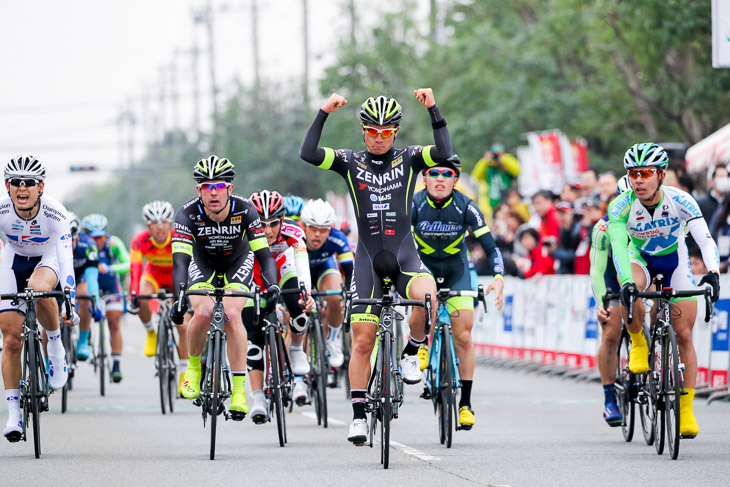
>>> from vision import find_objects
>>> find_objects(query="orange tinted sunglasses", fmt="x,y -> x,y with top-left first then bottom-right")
628,168 -> 658,180
362,125 -> 398,138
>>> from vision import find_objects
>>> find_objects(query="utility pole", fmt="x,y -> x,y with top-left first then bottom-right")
120,101 -> 137,239
302,0 -> 310,110
252,0 -> 260,92
348,0 -> 356,45
193,0 -> 218,123
169,55 -> 181,133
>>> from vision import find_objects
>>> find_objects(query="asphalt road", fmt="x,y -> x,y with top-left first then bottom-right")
2,316 -> 730,486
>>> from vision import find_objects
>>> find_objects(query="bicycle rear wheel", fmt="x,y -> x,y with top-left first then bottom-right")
381,333 -> 392,469
157,318 -> 169,415
209,332 -> 222,460
638,324 -> 655,445
665,326 -> 681,460
267,326 -> 286,447
651,330 -> 665,455
616,328 -> 635,442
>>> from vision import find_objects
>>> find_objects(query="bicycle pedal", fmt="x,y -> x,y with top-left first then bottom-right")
458,424 -> 473,431
680,433 -> 697,440
4,431 -> 22,443
192,398 -> 202,408
420,388 -> 431,400
229,411 -> 246,421
251,414 -> 267,425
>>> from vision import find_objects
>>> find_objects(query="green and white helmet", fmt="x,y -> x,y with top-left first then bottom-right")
193,155 -> 235,183
623,143 -> 668,170
359,96 -> 402,126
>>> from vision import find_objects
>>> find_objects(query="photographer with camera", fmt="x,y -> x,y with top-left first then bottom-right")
471,142 -> 521,214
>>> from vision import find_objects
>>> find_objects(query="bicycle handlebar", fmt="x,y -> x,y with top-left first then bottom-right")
343,292 -> 431,334
1,287 -> 73,322
76,293 -> 98,314
176,283 -> 263,321
436,284 -> 487,313
610,285 -> 713,324
133,290 -> 172,302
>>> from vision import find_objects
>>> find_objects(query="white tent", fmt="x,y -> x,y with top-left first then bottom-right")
686,122 -> 730,174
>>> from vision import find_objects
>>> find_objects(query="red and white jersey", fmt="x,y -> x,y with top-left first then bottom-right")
254,221 -> 311,291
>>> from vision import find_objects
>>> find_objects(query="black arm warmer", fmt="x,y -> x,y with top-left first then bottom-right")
477,232 -> 505,276
254,247 -> 278,288
341,261 -> 354,289
299,109 -> 329,164
172,252 -> 192,297
427,105 -> 453,162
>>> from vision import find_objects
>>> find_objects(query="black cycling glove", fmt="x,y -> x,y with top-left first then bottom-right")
619,282 -> 638,309
170,299 -> 188,325
699,272 -> 720,303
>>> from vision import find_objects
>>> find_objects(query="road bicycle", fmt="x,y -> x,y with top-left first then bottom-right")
135,290 -> 178,415
422,286 -> 486,448
624,275 -> 712,460
344,278 -> 430,469
179,284 -> 260,460
1,287 -> 72,458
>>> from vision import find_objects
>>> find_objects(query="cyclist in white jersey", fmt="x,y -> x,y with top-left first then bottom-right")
0,156 -> 79,442
608,143 -> 720,439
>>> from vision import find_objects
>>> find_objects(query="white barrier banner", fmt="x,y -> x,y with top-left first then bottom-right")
475,275 -> 730,386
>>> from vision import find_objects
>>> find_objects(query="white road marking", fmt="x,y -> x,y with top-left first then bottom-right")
389,440 -> 440,461
301,411 -> 346,426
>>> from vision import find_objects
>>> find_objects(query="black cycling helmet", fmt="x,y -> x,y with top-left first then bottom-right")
193,155 -> 235,183
359,96 -> 402,126
439,153 -> 461,176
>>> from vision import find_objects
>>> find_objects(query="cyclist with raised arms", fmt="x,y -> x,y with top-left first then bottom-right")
411,153 -> 504,430
608,143 -> 720,438
169,156 -> 279,420
81,213 -> 130,383
590,175 -> 631,426
0,156 -> 79,442
128,200 -> 190,389
68,212 -> 103,361
299,89 -> 452,444
245,190 -> 314,422
300,198 -> 354,375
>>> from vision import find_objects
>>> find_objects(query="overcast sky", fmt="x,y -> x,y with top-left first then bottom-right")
1,0 -> 406,201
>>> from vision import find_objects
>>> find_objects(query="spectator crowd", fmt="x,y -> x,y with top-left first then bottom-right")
466,143 -> 723,279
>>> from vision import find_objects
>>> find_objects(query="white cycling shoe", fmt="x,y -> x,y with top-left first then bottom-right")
401,354 -> 421,384
290,348 -> 310,376
293,380 -> 309,406
327,339 -> 344,368
4,418 -> 23,443
348,418 -> 368,445
47,354 -> 69,390
249,394 -> 269,424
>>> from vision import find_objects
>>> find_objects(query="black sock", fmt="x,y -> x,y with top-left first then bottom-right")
459,380 -> 473,409
402,335 -> 426,357
351,389 -> 366,420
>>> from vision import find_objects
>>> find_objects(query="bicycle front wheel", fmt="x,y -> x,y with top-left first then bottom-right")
157,318 -> 169,415
209,331 -> 222,460
381,333 -> 392,469
665,326 -> 681,460
28,336 -> 43,458
99,320 -> 106,397
616,328 -> 635,442
441,326 -> 456,448
267,325 -> 286,447
651,330 -> 665,455
61,324 -> 73,414
314,317 -> 328,428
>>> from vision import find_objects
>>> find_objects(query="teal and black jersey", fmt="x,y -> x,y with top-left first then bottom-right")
411,189 -> 504,276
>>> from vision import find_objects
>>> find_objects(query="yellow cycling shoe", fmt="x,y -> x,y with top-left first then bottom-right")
178,372 -> 186,396
229,375 -> 249,421
679,389 -> 699,438
417,344 -> 429,371
143,330 -> 157,357
181,369 -> 201,400
628,341 -> 649,374
459,406 -> 475,430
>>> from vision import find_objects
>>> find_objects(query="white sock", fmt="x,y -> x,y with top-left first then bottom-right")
253,390 -> 266,402
179,359 -> 189,369
328,325 -> 341,342
142,320 -> 153,332
290,342 -> 303,352
46,328 -> 64,356
5,389 -> 21,425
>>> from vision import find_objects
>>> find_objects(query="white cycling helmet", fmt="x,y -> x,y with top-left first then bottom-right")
301,199 -> 336,228
616,174 -> 632,194
142,200 -> 174,224
5,155 -> 46,181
